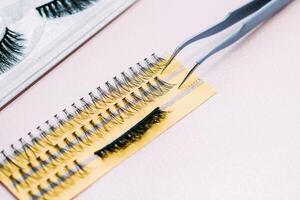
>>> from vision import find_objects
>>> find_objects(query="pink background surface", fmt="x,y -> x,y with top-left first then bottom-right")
1,0 -> 300,199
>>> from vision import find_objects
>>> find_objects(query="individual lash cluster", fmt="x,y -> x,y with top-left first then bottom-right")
36,0 -> 99,18
0,54 -> 175,200
0,28 -> 25,74
27,160 -> 87,200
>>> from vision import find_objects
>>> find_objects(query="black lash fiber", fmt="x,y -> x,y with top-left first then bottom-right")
95,107 -> 168,159
36,0 -> 99,18
28,160 -> 88,200
0,28 -> 25,74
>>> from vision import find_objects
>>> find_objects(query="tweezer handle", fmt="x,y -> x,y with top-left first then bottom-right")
179,0 -> 272,51
195,0 -> 292,65
178,0 -> 293,87
164,0 -> 272,68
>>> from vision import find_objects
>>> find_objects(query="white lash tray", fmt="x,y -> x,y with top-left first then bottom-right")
0,0 -> 137,109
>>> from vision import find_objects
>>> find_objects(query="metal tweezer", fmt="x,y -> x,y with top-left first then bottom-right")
162,0 -> 293,88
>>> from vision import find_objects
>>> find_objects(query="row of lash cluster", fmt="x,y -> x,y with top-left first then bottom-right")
27,160 -> 88,200
0,54 -> 173,199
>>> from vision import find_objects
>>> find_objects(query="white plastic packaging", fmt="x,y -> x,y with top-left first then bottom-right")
0,0 -> 137,109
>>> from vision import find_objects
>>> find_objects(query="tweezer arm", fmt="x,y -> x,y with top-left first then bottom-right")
178,0 -> 293,88
163,0 -> 272,70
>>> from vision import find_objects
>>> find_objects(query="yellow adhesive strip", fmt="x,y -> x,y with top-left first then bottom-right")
0,57 -> 216,200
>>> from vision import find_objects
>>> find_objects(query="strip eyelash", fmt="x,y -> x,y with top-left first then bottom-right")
95,107 -> 167,159
36,0 -> 99,19
0,28 -> 25,74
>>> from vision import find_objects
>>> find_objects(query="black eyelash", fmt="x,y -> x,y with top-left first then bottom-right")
0,28 -> 25,74
95,107 -> 167,159
28,160 -> 87,200
36,0 -> 99,18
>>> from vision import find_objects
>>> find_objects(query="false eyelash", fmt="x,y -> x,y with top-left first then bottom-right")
54,78 -> 173,155
0,28 -> 25,74
27,160 -> 87,200
0,77 -> 173,185
95,108 -> 167,159
36,0 -> 99,19
8,158 -> 86,193
0,54 -> 169,185
8,145 -> 77,187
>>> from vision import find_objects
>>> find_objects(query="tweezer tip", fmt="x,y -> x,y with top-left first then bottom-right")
161,53 -> 175,74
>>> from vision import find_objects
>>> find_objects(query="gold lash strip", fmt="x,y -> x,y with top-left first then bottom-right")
0,54 -> 216,200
